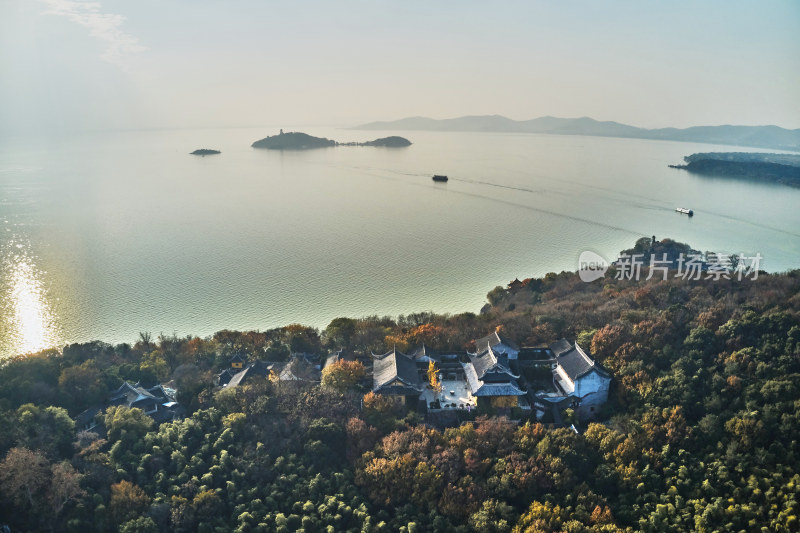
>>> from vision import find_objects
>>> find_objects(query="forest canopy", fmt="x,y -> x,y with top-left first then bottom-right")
1,238 -> 799,532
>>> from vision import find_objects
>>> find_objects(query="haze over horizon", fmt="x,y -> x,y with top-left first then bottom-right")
1,1 -> 799,138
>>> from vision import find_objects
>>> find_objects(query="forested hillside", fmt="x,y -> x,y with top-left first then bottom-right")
1,239 -> 799,532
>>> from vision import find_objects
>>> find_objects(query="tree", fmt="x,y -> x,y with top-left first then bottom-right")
104,405 -> 154,443
324,317 -> 357,347
47,461 -> 85,517
120,516 -> 159,533
362,392 -> 402,432
487,286 -> 507,306
0,447 -> 50,510
427,360 -> 442,394
321,360 -> 366,392
140,350 -> 169,383
469,498 -> 515,533
0,447 -> 84,530
16,404 -> 75,459
110,480 -> 150,525
58,361 -> 107,411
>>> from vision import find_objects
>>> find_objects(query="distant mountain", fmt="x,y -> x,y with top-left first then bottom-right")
355,115 -> 800,151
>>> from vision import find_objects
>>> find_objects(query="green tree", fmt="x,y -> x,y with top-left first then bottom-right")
58,361 -> 108,412
104,405 -> 154,443
324,317 -> 357,347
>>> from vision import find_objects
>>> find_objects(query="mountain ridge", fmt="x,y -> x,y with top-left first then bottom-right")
354,115 -> 800,151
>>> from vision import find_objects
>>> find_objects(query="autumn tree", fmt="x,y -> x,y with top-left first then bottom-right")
110,480 -> 150,525
427,360 -> 442,394
0,447 -> 84,531
321,359 -> 366,392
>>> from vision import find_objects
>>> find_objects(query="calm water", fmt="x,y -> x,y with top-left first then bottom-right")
1,127 -> 799,357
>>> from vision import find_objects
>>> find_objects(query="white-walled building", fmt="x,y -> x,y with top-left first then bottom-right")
537,339 -> 611,419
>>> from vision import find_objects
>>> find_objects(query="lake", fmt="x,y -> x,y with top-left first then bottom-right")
1,127 -> 799,358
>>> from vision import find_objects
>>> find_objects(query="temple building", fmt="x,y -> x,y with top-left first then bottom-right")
463,347 -> 527,408
536,339 -> 611,419
473,327 -> 520,359
371,348 -> 424,405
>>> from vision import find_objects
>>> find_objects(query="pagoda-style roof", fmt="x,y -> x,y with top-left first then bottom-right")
462,361 -> 526,397
109,382 -> 163,408
552,340 -> 609,381
225,361 -> 271,388
475,329 -> 519,355
372,348 -> 423,394
108,382 -> 180,420
470,347 -> 519,381
324,349 -> 345,369
408,344 -> 439,363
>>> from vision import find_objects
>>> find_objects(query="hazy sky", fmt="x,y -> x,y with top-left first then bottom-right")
1,0 -> 798,136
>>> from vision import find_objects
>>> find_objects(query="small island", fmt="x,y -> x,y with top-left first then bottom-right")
190,149 -> 221,156
252,130 -> 411,150
252,132 -> 336,150
358,136 -> 412,147
669,152 -> 800,187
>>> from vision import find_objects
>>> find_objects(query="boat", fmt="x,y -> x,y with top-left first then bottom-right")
432,174 -> 448,182
676,207 -> 694,216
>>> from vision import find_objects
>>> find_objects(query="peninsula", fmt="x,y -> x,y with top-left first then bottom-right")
669,152 -> 800,188
190,149 -> 221,156
251,131 -> 411,150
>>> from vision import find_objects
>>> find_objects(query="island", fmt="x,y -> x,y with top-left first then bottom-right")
190,149 -> 221,156
359,136 -> 412,147
252,130 -> 411,150
669,152 -> 800,187
252,131 -> 336,150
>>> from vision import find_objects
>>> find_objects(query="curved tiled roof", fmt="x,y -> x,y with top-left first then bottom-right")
462,361 -> 526,396
475,329 -> 519,354
471,347 -> 519,380
555,342 -> 609,381
372,348 -> 423,392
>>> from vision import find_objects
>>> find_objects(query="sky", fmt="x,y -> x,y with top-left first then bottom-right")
1,0 -> 798,136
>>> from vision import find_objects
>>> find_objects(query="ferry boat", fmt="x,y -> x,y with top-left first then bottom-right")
432,174 -> 448,182
676,207 -> 694,216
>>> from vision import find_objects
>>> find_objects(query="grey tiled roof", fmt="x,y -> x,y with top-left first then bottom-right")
408,344 -> 438,362
475,330 -> 519,354
225,363 -> 271,388
555,342 -> 609,381
470,347 -> 519,380
110,382 -> 160,407
549,338 -> 573,357
372,348 -> 423,392
217,368 -> 235,386
463,362 -> 526,397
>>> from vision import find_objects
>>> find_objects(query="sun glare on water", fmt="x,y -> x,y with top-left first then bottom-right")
3,242 -> 61,355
